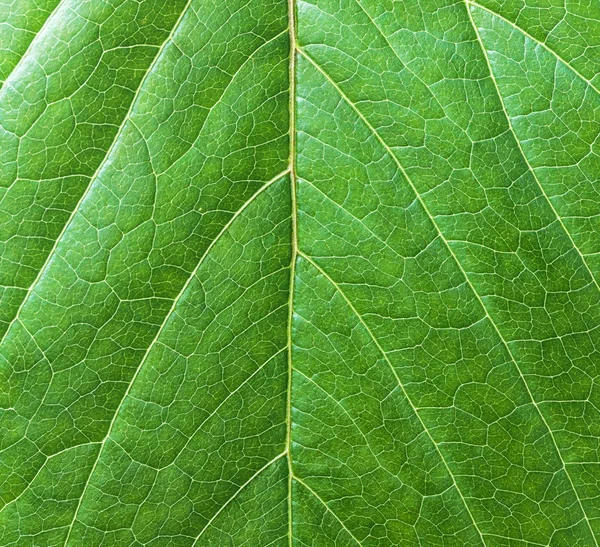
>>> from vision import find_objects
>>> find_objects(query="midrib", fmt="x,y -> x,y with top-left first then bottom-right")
285,0 -> 298,545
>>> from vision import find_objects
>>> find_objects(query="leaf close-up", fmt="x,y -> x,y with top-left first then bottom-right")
1,0 -> 600,545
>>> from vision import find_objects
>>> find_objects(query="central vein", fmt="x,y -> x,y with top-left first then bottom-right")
285,0 -> 298,544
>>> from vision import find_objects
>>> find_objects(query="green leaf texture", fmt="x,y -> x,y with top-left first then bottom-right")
1,0 -> 600,545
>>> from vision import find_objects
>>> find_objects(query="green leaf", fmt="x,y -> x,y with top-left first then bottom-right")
1,0 -> 600,545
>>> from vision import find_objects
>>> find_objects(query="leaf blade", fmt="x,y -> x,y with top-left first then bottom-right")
295,0 -> 600,543
2,0 -> 600,545
0,1 -> 289,543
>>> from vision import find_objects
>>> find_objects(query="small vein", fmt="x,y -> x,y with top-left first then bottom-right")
467,0 -> 600,97
0,0 -> 64,93
61,168 -> 289,545
465,0 -> 600,299
192,451 -> 286,544
297,250 -> 486,547
162,345 -> 288,470
293,367 -> 402,482
302,178 -> 404,261
293,474 -> 363,547
352,0 -> 446,114
0,0 -> 196,357
0,441 -> 101,514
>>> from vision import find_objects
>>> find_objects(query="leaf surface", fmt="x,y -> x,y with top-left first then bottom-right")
1,0 -> 600,545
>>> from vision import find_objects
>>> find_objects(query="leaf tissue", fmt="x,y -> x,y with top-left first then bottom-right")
1,0 -> 600,545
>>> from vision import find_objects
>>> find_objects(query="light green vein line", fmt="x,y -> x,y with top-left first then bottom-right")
297,43 -> 597,545
297,250 -> 486,547
0,441 -> 101,514
0,0 -> 195,357
293,366 -> 402,482
192,452 -> 287,544
351,0 -> 445,114
302,177 -> 403,260
134,26 -> 289,178
466,1 -> 600,299
467,0 -> 600,96
486,533 -> 548,547
286,1 -> 298,545
0,0 -> 64,92
465,4 -> 599,539
163,345 -> 289,470
61,168 -> 290,545
293,475 -> 363,547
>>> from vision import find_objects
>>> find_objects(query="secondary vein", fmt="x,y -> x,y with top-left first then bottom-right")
467,0 -> 600,97
464,3 -> 600,541
61,168 -> 290,545
297,40 -> 596,545
0,0 -> 196,359
0,0 -> 64,93
297,250 -> 487,547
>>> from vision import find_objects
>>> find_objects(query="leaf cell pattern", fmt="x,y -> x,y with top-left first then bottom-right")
1,0 -> 600,545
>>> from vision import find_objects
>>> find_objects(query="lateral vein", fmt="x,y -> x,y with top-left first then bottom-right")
465,4 -> 600,541
296,42 -> 596,545
297,250 -> 486,547
0,0 -> 196,358
0,0 -> 64,93
61,167 -> 289,545
467,0 -> 600,97
193,452 -> 287,543
293,475 -> 364,547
